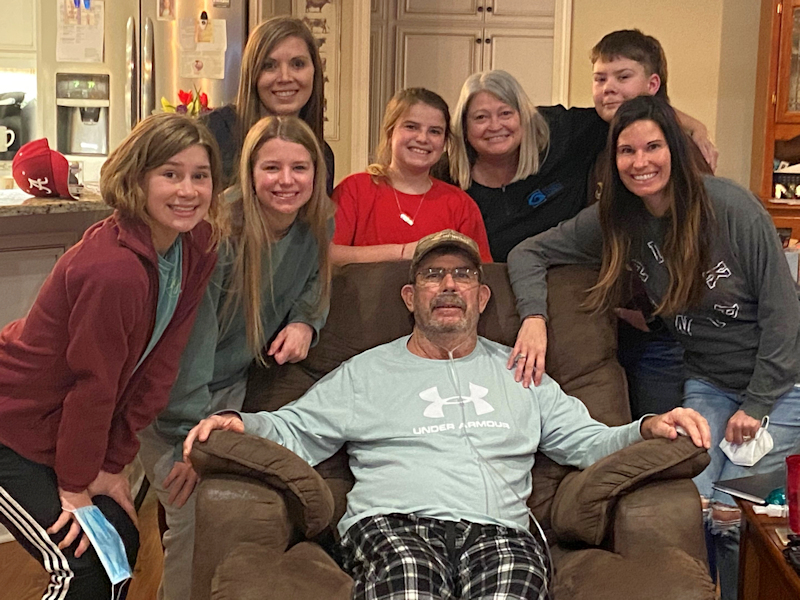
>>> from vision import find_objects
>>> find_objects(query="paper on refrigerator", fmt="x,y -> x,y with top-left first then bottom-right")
56,0 -> 105,63
178,18 -> 227,79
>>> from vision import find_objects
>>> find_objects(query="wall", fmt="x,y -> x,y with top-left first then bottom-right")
568,0 -> 760,187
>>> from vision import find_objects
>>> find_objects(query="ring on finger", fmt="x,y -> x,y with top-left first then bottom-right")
515,353 -> 527,362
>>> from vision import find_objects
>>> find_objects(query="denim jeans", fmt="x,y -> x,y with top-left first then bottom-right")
617,322 -> 685,419
683,378 -> 800,600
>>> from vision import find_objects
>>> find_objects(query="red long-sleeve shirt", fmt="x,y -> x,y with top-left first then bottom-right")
0,213 -> 216,492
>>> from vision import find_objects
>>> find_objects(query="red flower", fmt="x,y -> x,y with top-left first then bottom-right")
178,89 -> 193,106
199,92 -> 208,108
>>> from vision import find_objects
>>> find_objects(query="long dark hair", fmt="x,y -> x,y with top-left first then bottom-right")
587,95 -> 714,315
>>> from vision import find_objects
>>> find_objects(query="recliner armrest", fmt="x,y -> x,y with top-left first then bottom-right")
190,429 -> 335,538
550,436 -> 709,545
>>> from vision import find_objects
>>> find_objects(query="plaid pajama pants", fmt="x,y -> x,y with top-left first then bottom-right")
340,514 -> 550,600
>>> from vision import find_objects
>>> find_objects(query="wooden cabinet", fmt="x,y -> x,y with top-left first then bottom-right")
751,0 -> 800,237
0,233 -> 75,328
0,0 -> 36,54
371,0 -> 564,157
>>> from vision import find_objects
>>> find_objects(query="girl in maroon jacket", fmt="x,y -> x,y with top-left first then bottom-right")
0,113 -> 221,599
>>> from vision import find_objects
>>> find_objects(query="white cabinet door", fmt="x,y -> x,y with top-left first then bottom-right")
484,29 -> 554,106
399,0 -> 483,20
0,0 -> 36,53
487,0 -> 555,21
0,246 -> 65,328
395,25 -> 483,109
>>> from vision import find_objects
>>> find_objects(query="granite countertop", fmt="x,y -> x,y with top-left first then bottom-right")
0,186 -> 110,217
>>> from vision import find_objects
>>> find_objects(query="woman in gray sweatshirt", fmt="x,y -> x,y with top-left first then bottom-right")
507,95 -> 800,600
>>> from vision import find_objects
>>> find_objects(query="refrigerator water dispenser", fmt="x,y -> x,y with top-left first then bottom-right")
56,73 -> 110,156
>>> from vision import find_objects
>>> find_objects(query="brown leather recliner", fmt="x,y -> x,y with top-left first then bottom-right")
189,263 -> 716,600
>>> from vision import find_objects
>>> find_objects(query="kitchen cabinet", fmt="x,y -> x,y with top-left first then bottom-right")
0,233 -> 75,328
751,0 -> 800,237
0,0 -> 36,54
371,0 -> 563,157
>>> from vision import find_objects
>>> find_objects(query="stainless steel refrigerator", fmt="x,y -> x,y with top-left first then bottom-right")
37,0 -> 248,156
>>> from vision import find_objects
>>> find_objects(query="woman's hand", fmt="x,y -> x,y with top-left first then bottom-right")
183,413 -> 245,468
48,488 -> 93,557
163,461 -> 199,508
267,322 -> 314,365
507,315 -> 547,388
725,409 -> 762,445
400,241 -> 418,261
87,470 -> 138,526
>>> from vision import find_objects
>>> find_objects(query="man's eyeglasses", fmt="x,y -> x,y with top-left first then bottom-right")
415,267 -> 480,287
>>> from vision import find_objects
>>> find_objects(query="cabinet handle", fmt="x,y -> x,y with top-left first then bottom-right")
477,5 -> 483,12
485,38 -> 491,44
476,38 -> 483,44
486,5 -> 493,12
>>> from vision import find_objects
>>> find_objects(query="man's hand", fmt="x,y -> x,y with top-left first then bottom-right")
689,126 -> 719,173
87,470 -> 138,526
508,315 -> 547,388
163,461 -> 199,508
724,409 -> 762,445
183,413 -> 245,467
267,322 -> 314,365
49,488 -> 92,557
641,407 -> 711,449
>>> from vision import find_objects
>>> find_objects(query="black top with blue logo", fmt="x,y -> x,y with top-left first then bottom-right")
467,106 -> 607,262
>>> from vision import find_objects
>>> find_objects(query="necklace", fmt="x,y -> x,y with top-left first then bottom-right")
392,182 -> 430,226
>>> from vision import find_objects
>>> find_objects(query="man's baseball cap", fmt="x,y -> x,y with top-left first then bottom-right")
12,139 -> 77,199
409,229 -> 482,280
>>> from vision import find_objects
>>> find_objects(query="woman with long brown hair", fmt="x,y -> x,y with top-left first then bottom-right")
136,115 -> 335,599
507,94 -> 800,600
202,15 -> 335,193
330,87 -> 492,265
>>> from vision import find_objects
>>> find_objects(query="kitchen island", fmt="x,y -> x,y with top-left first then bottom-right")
0,187 -> 112,327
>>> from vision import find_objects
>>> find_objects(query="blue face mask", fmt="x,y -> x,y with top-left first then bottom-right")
71,505 -> 133,587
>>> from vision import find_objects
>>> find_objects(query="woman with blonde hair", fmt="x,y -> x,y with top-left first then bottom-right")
331,87 -> 491,265
202,15 -> 335,192
508,95 -> 800,600
0,112 -> 220,599
137,115 -> 335,599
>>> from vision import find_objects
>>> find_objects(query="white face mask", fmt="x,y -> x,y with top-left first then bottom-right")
719,416 -> 774,467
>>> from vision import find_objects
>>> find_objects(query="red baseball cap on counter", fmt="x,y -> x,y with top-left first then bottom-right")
11,138 -> 77,199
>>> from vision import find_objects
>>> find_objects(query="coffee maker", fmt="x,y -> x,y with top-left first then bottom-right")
56,73 -> 109,156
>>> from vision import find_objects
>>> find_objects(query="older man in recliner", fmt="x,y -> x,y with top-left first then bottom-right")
184,229 -> 711,600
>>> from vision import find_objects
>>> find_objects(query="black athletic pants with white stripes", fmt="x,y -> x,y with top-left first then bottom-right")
0,444 -> 139,600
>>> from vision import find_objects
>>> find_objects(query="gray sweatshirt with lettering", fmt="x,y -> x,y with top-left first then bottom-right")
507,176 -> 800,419
239,336 -> 644,536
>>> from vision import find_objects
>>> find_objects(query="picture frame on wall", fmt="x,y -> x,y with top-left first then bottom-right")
293,0 -> 341,140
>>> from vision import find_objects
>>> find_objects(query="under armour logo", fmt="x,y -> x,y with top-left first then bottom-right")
28,177 -> 52,194
419,383 -> 494,419
630,259 -> 649,282
704,261 -> 731,289
714,303 -> 739,319
675,314 -> 693,336
647,241 -> 664,264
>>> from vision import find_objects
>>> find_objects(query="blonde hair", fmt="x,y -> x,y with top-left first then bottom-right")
221,116 -> 334,364
100,112 -> 223,239
234,16 -> 324,178
366,88 -> 451,180
449,70 -> 550,189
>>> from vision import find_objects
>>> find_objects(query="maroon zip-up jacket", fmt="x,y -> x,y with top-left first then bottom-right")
0,212 -> 216,492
